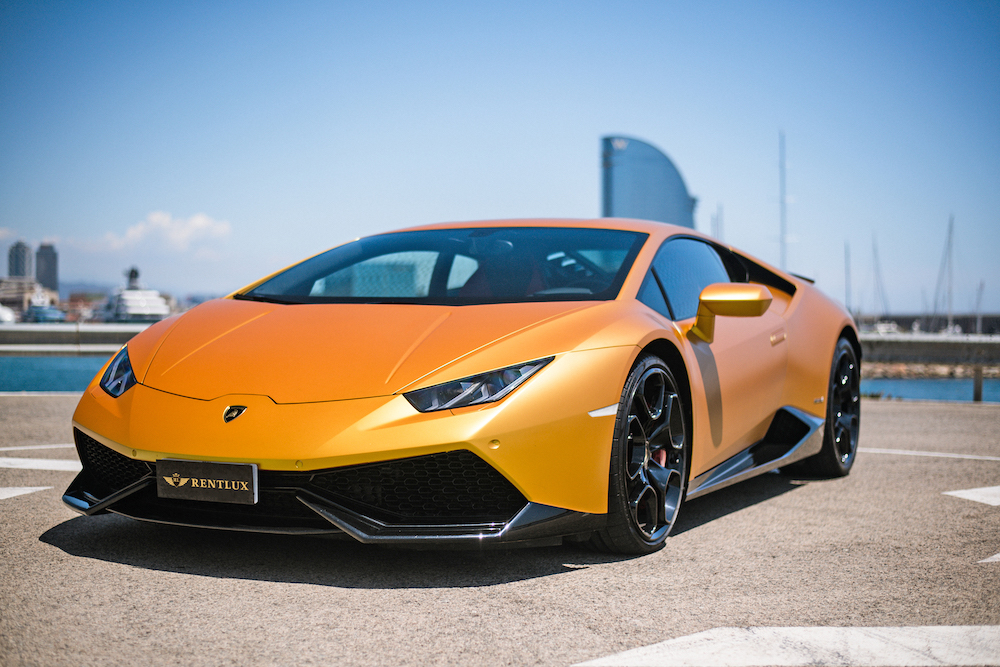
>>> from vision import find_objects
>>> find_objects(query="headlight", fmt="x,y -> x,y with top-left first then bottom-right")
100,346 -> 137,397
404,357 -> 553,412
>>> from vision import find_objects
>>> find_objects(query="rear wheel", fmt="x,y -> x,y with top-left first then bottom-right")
590,354 -> 688,554
793,337 -> 861,477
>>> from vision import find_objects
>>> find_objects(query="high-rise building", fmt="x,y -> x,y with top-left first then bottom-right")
8,240 -> 33,278
36,244 -> 58,292
601,136 -> 696,228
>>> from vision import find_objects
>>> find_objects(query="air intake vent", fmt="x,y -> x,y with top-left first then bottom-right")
74,429 -> 152,496
304,450 -> 527,524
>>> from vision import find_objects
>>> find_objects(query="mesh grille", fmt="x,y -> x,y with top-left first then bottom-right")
73,429 -> 526,527
75,429 -> 152,496
305,450 -> 526,524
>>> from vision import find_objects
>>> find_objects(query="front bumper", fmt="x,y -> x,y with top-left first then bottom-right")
71,345 -> 636,516
63,428 -> 602,546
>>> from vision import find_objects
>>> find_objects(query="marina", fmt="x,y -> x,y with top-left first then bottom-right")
3,354 -> 998,403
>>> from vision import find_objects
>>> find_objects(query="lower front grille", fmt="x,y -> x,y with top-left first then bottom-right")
299,450 -> 528,524
72,430 -> 527,529
75,429 -> 152,497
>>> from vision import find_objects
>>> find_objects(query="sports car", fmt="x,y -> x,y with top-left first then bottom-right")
63,219 -> 861,553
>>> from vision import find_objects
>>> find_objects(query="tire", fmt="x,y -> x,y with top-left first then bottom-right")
793,337 -> 861,477
590,354 -> 689,554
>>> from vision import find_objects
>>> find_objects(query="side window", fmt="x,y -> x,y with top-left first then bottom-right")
652,238 -> 731,320
637,270 -> 671,318
734,252 -> 796,296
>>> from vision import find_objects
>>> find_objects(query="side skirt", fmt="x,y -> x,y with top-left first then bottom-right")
686,406 -> 824,500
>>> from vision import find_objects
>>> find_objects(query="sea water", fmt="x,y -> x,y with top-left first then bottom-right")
861,377 -> 999,404
1,356 -> 998,403
0,356 -> 110,392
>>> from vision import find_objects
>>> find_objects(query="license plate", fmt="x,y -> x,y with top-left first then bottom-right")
156,459 -> 258,505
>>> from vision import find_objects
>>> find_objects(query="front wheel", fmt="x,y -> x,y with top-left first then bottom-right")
590,354 -> 688,554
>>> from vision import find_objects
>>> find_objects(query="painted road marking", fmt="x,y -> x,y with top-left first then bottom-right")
943,485 -> 1000,506
575,626 -> 1000,667
981,553 -> 1000,563
0,444 -> 74,452
0,486 -> 52,500
859,447 -> 1000,462
0,457 -> 81,472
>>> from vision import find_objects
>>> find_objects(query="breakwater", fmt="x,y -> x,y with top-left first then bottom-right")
0,323 -> 147,356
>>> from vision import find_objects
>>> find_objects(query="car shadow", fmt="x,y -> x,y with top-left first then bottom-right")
671,470 -> 804,536
39,514 -> 634,589
40,472 -> 805,588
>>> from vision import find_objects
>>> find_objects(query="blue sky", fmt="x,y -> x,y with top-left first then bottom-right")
2,1 -> 998,314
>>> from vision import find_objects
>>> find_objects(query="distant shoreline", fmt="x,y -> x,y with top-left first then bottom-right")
863,362 -> 999,380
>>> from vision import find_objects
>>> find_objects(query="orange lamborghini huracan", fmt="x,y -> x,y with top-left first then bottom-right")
64,219 -> 860,553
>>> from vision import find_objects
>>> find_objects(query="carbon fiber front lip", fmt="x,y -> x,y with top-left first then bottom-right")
63,472 -> 153,516
62,478 -> 603,545
297,494 -> 602,545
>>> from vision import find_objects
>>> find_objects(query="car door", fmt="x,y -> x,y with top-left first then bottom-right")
645,237 -> 788,470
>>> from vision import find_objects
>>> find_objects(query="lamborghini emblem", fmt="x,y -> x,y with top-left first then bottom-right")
223,405 -> 247,423
162,472 -> 189,487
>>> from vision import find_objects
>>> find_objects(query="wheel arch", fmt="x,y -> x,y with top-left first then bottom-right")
639,338 -> 694,480
839,325 -> 862,364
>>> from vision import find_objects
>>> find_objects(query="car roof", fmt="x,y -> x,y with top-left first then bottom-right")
394,217 -> 694,238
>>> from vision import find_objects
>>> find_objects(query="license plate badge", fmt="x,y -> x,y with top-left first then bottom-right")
156,459 -> 258,505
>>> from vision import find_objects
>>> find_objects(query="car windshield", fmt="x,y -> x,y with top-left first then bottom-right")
240,227 -> 648,305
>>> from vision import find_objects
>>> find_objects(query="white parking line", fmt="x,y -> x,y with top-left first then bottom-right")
0,486 -> 52,500
859,448 -> 1000,462
0,444 -> 75,452
0,457 -> 82,472
574,626 -> 1000,667
943,486 -> 1000,507
980,554 -> 1000,563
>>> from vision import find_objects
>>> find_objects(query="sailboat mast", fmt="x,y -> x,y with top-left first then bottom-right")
845,241 -> 852,314
947,215 -> 954,332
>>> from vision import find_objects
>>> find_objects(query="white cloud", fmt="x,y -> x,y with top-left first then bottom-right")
0,228 -> 14,243
193,247 -> 223,261
58,211 -> 241,294
104,211 -> 231,252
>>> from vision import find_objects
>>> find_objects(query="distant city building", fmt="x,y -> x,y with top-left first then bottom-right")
7,240 -> 33,278
601,136 -> 696,228
35,244 -> 58,292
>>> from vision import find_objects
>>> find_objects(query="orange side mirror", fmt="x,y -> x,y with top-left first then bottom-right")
690,283 -> 773,343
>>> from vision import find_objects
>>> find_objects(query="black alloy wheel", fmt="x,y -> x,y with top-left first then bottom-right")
590,354 -> 688,554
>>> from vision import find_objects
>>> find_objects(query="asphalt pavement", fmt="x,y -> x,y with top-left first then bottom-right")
1,395 -> 997,666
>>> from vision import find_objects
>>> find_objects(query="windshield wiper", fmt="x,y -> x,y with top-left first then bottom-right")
232,293 -> 301,305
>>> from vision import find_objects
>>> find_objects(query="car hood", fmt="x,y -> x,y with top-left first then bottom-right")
135,298 -> 602,403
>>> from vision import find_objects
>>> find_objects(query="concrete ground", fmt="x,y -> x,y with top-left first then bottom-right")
1,396 -> 997,666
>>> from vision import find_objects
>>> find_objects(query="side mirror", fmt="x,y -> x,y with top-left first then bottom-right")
690,283 -> 773,343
